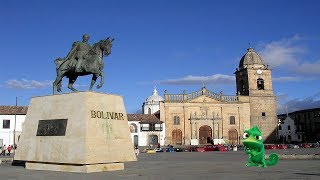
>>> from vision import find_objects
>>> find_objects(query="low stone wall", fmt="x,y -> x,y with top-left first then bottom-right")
266,154 -> 320,160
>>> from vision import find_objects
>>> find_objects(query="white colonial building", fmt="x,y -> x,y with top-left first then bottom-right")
128,88 -> 166,147
127,113 -> 165,147
278,115 -> 302,143
0,106 -> 28,147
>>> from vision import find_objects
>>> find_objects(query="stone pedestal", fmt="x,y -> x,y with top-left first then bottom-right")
14,92 -> 137,173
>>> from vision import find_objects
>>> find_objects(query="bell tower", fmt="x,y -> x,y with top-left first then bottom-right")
235,47 -> 277,142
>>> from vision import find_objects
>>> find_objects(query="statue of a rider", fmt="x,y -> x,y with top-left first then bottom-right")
64,34 -> 91,72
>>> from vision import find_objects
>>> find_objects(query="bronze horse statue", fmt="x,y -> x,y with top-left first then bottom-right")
53,38 -> 113,94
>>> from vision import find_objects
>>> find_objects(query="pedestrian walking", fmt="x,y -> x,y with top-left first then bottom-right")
7,145 -> 12,156
134,146 -> 140,156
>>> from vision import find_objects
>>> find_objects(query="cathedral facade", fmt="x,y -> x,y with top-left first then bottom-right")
159,47 -> 278,145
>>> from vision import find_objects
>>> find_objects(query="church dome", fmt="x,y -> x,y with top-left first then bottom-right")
239,47 -> 265,69
146,87 -> 164,102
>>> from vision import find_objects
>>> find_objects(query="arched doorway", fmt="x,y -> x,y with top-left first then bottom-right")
172,129 -> 182,145
134,135 -> 138,147
228,129 -> 238,145
287,135 -> 292,143
199,125 -> 212,144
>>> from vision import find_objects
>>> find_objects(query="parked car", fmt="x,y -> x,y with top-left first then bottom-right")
286,144 -> 294,149
299,143 -> 311,148
174,147 -> 184,152
264,144 -> 277,149
204,145 -> 218,151
154,148 -> 163,152
185,146 -> 198,152
146,149 -> 156,154
196,147 -> 205,152
277,144 -> 288,149
287,144 -> 299,149
165,147 -> 175,152
218,145 -> 227,151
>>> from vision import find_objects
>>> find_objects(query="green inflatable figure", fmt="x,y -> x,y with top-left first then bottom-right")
242,125 -> 279,167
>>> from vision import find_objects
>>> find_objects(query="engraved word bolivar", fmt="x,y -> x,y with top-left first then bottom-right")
90,110 -> 124,120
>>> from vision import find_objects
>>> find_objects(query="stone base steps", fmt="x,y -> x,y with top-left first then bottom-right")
2,154 -> 320,164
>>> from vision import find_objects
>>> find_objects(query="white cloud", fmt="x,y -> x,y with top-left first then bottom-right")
273,76 -> 302,82
159,74 -> 235,85
5,79 -> 52,89
258,35 -> 320,77
294,60 -> 320,75
259,35 -> 304,68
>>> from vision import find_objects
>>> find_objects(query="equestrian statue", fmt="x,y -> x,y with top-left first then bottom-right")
53,34 -> 113,94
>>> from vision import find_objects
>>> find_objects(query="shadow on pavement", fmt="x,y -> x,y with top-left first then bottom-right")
11,160 -> 25,167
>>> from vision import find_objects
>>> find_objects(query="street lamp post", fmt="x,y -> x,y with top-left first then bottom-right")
13,97 -> 17,152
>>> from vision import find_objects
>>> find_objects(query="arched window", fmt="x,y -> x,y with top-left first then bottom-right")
229,116 -> 235,125
148,108 -> 151,114
130,123 -> 137,133
174,116 -> 180,125
288,125 -> 291,130
257,78 -> 264,90
278,125 -> 282,130
240,80 -> 245,92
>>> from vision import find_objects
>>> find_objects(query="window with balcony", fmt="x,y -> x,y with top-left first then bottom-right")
141,124 -> 149,131
140,123 -> 163,131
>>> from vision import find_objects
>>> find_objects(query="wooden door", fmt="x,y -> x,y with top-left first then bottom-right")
172,129 -> 182,145
199,125 -> 212,144
228,129 -> 238,145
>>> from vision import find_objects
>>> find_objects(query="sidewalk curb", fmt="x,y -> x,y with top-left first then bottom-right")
0,158 -> 13,164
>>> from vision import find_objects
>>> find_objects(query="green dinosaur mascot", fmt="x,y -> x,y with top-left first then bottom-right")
242,125 -> 279,167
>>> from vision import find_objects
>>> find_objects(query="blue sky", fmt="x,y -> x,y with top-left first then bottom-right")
1,0 -> 320,114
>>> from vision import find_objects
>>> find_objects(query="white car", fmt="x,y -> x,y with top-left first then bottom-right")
154,148 -> 163,152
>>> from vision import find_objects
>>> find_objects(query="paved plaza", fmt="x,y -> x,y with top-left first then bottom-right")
0,149 -> 320,180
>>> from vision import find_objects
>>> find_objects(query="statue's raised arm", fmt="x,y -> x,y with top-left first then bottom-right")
53,34 -> 113,94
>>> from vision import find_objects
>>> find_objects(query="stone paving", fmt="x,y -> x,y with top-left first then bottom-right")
0,149 -> 320,180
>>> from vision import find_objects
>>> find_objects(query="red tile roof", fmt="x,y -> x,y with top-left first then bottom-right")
0,106 -> 28,115
127,114 -> 162,123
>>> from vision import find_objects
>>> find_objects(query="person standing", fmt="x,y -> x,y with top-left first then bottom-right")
7,145 -> 12,156
134,146 -> 140,156
1,145 -> 6,156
